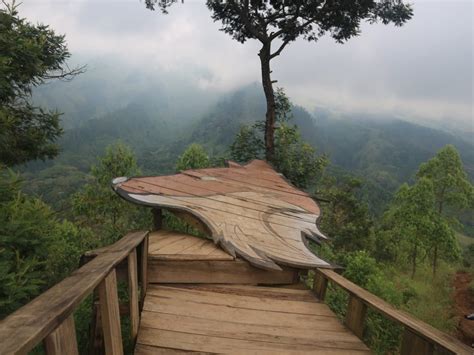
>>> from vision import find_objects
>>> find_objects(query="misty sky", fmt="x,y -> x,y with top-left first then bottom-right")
20,0 -> 473,130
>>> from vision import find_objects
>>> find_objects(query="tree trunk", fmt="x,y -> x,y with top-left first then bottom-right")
411,244 -> 417,279
259,43 -> 276,162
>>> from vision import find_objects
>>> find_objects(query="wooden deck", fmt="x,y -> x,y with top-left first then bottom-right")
136,230 -> 370,354
135,284 -> 370,354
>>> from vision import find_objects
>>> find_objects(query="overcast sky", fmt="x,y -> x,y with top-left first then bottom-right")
20,0 -> 473,130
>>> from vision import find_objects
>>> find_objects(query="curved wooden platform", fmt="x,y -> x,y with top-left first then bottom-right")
112,160 -> 330,270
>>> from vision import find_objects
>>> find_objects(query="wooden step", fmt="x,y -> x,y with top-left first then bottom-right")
148,230 -> 299,284
135,284 -> 371,354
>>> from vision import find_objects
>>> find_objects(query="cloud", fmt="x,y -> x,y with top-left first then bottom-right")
19,0 -> 473,129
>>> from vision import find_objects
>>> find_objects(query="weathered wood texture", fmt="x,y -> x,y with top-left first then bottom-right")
112,159 -> 331,270
98,270 -> 123,355
135,284 -> 371,354
148,230 -> 298,284
43,315 -> 79,355
315,269 -> 472,355
0,231 -> 148,355
128,249 -> 140,340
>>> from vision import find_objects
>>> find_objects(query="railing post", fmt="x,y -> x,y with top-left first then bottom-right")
139,233 -> 149,310
128,248 -> 139,341
44,315 -> 78,355
401,328 -> 434,355
152,208 -> 162,230
312,270 -> 328,301
98,269 -> 123,355
345,295 -> 367,339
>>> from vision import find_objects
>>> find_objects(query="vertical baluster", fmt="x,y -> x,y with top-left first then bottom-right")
401,328 -> 434,355
140,234 -> 149,309
44,315 -> 79,355
128,248 -> 139,341
98,269 -> 123,355
345,295 -> 367,339
313,270 -> 328,301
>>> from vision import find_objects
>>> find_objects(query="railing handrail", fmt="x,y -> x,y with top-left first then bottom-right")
0,230 -> 149,355
314,268 -> 472,355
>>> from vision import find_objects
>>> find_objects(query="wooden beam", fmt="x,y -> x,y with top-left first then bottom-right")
0,231 -> 148,355
148,259 -> 297,285
345,295 -> 367,339
128,249 -> 139,341
98,269 -> 123,355
401,328 -> 434,355
312,271 -> 328,301
316,269 -> 471,354
152,208 -> 162,230
43,315 -> 78,355
140,235 -> 149,309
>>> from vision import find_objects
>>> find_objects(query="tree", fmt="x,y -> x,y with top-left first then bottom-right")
0,1 -> 83,167
318,176 -> 373,253
145,0 -> 412,161
416,145 -> 471,275
230,88 -> 327,188
383,179 -> 435,278
417,145 -> 473,216
175,144 -> 211,171
72,142 -> 150,244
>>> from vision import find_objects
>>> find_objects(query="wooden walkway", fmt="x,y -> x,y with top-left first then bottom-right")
135,230 -> 370,354
136,284 -> 370,354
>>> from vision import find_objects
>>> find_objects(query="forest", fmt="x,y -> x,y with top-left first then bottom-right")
1,1 -> 473,354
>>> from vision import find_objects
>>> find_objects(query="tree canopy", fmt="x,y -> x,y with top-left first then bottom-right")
145,0 -> 413,161
0,2 -> 83,167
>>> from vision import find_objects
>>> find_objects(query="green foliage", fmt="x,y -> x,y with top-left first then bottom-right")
230,88 -> 327,188
72,142 -> 151,244
175,143 -> 211,171
230,125 -> 263,163
417,145 -> 473,215
0,169 -> 92,317
0,2 -> 81,167
318,176 -> 373,253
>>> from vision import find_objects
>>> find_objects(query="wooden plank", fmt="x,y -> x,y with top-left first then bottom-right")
137,328 -> 371,354
43,315 -> 78,355
146,285 -> 333,316
127,249 -> 139,341
135,343 -> 212,354
318,269 -> 472,354
98,270 -> 123,355
0,231 -> 147,355
143,295 -> 343,330
139,311 -> 369,350
148,230 -> 233,261
148,259 -> 297,284
112,160 -> 332,270
162,284 -> 318,302
345,295 -> 367,339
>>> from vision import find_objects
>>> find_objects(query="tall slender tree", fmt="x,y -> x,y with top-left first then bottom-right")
145,0 -> 413,161
416,145 -> 472,276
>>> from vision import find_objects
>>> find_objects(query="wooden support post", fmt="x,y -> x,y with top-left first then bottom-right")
44,315 -> 79,355
152,208 -> 162,230
98,269 -> 123,355
401,328 -> 434,355
313,271 -> 328,301
139,234 -> 149,310
345,295 -> 367,339
128,249 -> 139,341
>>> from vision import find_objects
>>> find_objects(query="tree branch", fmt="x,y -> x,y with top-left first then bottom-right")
270,39 -> 291,59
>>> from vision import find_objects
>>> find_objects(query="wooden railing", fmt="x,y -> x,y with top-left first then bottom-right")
313,268 -> 472,355
0,230 -> 149,355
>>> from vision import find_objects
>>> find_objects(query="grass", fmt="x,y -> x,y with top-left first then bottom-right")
457,232 -> 474,249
